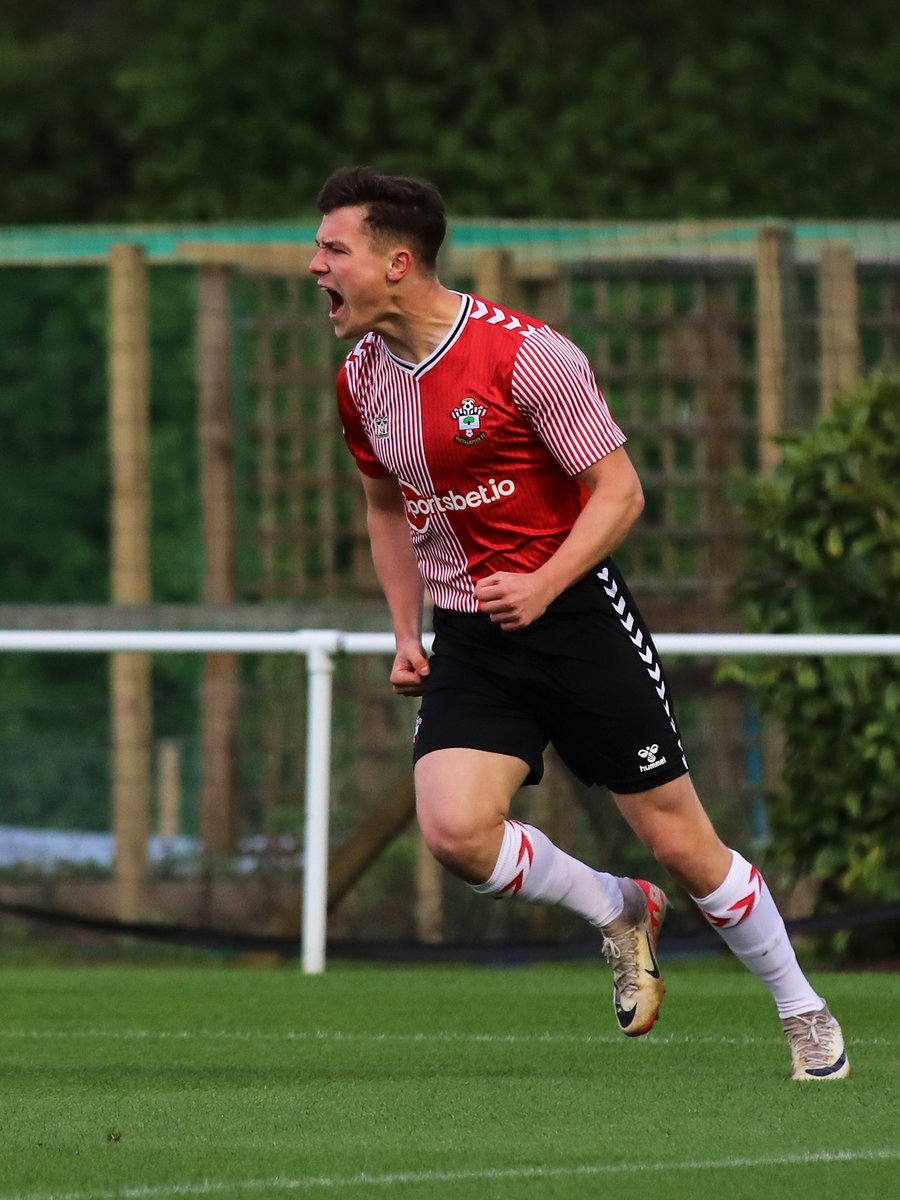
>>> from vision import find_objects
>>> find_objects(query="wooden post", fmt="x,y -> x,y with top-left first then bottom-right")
326,777 -> 417,911
415,833 -> 444,944
755,226 -> 797,472
704,279 -> 742,599
108,243 -> 152,922
197,264 -> 238,856
156,737 -> 182,840
819,242 -> 860,415
474,249 -> 519,309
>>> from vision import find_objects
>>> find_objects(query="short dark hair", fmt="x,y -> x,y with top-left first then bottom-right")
317,166 -> 446,269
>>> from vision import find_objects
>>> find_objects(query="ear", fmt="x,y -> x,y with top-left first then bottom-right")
386,249 -> 413,283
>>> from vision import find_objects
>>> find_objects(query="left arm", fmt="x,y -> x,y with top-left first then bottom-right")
474,447 -> 644,631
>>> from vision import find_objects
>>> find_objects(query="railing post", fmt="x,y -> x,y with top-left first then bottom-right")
301,635 -> 339,974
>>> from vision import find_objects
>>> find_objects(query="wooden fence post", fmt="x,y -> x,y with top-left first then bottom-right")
156,737 -> 183,840
415,833 -> 444,945
108,243 -> 152,922
197,264 -> 238,856
818,242 -> 860,415
474,249 -> 519,309
755,226 -> 797,471
704,279 -> 743,596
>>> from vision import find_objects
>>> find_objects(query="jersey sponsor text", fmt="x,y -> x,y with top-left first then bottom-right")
400,478 -> 516,532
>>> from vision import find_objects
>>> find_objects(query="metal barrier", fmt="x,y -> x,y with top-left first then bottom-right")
1,629 -> 898,973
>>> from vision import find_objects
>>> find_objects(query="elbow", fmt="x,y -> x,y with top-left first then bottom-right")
626,478 -> 645,527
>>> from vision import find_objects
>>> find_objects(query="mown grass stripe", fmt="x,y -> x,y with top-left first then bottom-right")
0,1028 -> 894,1047
7,1148 -> 900,1200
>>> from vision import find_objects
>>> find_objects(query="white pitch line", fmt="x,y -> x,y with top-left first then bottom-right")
0,1028 -> 895,1048
5,1149 -> 900,1200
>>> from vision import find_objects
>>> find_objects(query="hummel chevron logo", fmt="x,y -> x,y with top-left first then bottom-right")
469,300 -> 538,336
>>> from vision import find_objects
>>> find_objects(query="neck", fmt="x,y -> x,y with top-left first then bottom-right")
377,281 -> 461,364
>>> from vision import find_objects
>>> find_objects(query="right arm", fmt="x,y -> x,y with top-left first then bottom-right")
360,472 -> 431,697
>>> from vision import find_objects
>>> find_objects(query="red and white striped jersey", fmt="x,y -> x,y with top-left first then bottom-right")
337,293 -> 626,612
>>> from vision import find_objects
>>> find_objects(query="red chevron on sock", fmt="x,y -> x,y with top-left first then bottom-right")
702,864 -> 763,927
496,823 -> 534,897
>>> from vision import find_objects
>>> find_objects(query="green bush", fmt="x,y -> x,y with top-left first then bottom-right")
730,372 -> 900,928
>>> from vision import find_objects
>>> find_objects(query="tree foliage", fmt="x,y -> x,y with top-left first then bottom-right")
0,0 -> 899,223
730,372 -> 900,922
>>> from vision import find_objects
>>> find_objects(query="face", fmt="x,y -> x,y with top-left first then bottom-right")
309,205 -> 396,340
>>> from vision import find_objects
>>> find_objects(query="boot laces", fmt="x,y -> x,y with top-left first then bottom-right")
601,925 -> 640,997
784,1010 -> 836,1070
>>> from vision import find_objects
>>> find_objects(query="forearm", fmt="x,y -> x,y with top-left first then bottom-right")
534,483 -> 643,602
367,505 -> 425,645
475,449 -> 645,631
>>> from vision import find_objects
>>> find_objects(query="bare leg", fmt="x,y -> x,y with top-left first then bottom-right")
611,773 -> 732,896
414,747 -> 527,883
414,746 -> 624,924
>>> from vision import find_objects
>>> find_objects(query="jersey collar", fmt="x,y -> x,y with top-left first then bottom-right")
384,293 -> 471,379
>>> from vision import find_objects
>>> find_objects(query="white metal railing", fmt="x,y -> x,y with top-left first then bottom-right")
2,628 -> 899,974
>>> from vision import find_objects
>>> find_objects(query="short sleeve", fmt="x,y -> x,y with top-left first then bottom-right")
337,366 -> 391,479
511,327 -> 626,475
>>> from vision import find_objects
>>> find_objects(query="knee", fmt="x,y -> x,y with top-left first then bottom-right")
417,808 -> 498,879
650,837 -> 699,888
419,816 -> 483,875
646,829 -> 731,895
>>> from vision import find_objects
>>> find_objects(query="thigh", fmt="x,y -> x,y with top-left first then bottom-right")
537,560 -> 690,792
412,643 -> 548,785
415,746 -> 530,834
414,747 -> 530,881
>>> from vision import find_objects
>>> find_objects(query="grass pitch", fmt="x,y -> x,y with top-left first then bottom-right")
0,960 -> 897,1199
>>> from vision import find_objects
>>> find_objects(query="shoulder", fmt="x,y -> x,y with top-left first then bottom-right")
518,320 -> 587,363
339,332 -> 383,393
466,295 -> 587,370
511,321 -> 595,394
465,295 -> 546,352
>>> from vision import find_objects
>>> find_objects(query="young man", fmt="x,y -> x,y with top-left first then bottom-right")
310,165 -> 849,1080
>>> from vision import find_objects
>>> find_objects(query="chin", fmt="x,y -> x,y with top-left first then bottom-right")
333,316 -> 365,341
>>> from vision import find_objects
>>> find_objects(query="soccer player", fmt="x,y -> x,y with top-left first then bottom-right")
310,166 -> 849,1081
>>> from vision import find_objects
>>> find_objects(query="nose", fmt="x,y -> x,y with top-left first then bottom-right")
309,247 -> 326,275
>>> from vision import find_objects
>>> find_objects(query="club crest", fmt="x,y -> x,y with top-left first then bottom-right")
451,398 -> 488,444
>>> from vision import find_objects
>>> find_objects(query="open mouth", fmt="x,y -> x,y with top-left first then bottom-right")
323,287 -> 345,321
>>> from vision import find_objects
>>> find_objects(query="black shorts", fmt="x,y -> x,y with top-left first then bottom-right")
412,558 -> 689,795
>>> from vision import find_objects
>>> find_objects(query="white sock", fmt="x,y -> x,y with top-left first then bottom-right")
692,850 -> 824,1018
469,819 -> 624,928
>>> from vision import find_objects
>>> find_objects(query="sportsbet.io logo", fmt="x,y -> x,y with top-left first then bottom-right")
399,478 -> 516,532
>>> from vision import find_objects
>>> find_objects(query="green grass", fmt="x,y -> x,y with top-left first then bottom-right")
0,960 -> 897,1199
